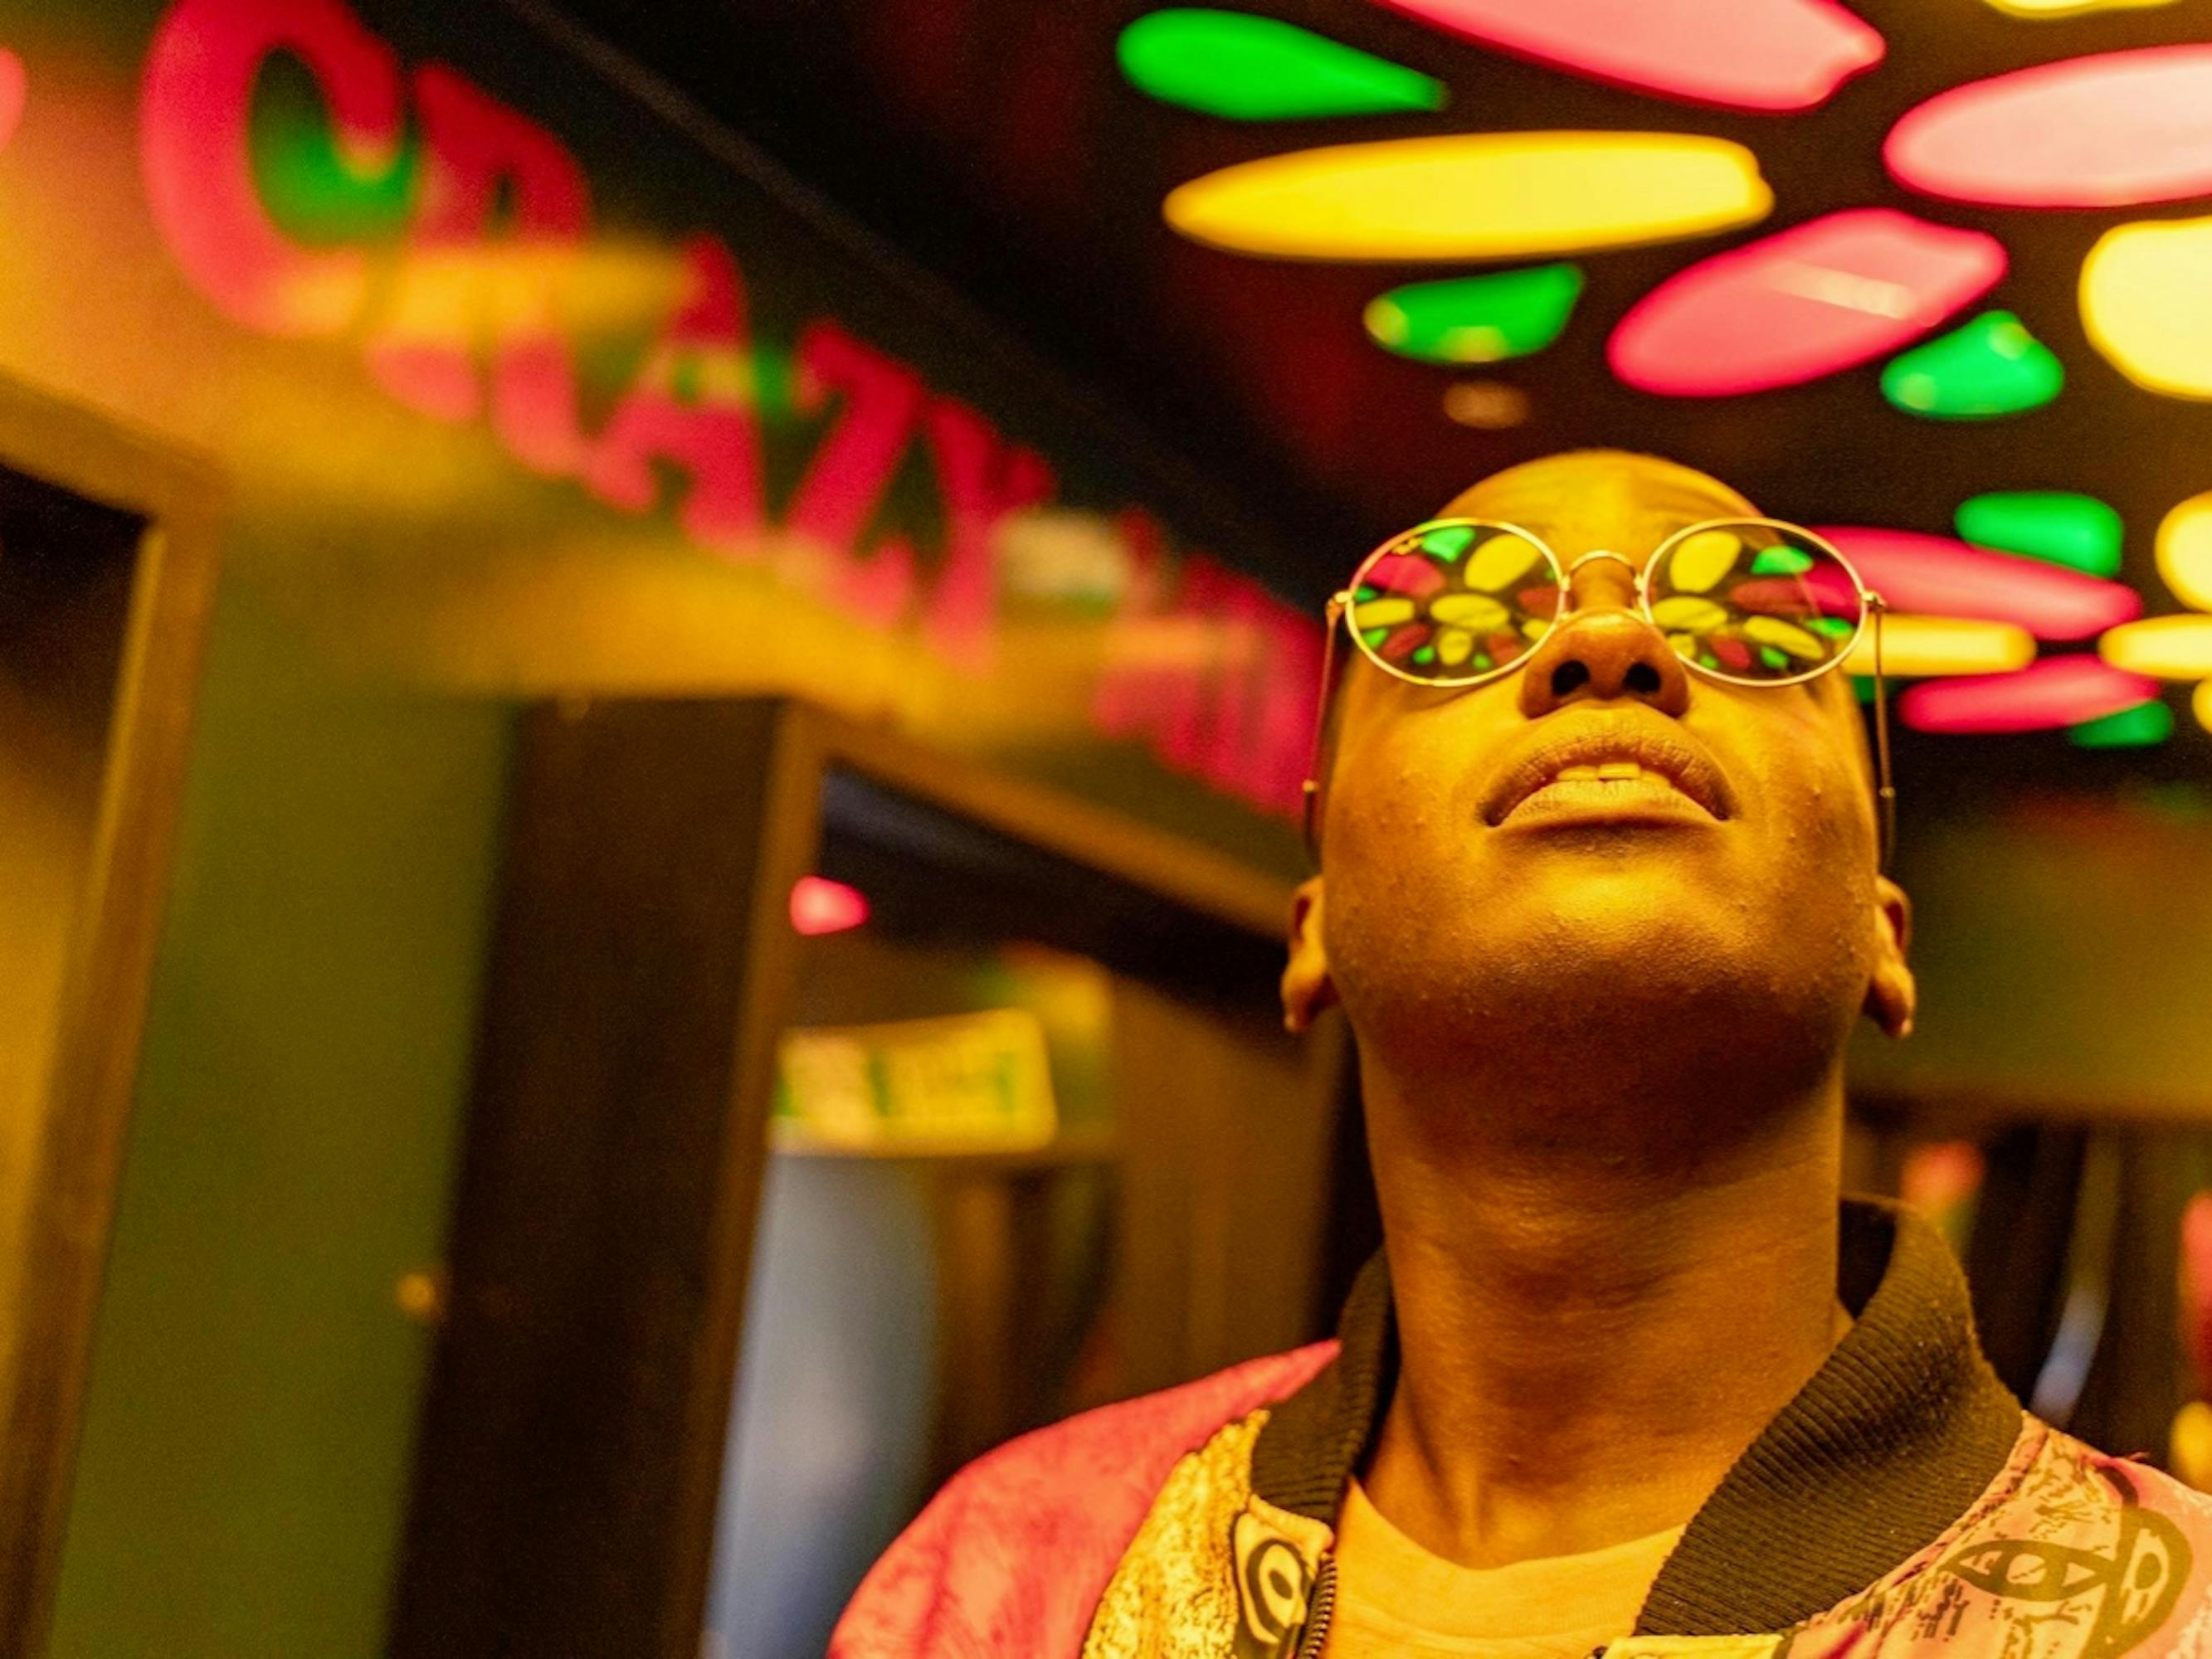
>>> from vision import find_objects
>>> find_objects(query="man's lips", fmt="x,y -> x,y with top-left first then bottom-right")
1481,723 -> 1735,826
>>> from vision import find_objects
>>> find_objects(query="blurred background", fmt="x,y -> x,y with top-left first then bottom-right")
7,1 -> 2212,1654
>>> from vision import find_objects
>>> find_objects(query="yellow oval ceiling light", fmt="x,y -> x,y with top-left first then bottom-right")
1839,614 -> 2035,678
1985,0 -> 2179,16
2099,614 -> 2212,678
2081,215 -> 2212,400
2157,492 -> 2212,612
2195,677 -> 2212,736
1162,133 -> 1771,262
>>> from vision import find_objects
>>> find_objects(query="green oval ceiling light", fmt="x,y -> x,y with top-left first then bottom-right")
1364,265 -> 1584,364
1118,9 -> 1447,120
2068,699 -> 2174,748
1880,311 -> 2063,419
1955,491 -> 2124,578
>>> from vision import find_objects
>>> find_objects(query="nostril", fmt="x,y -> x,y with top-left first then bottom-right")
1551,660 -> 1591,698
1625,661 -> 1662,695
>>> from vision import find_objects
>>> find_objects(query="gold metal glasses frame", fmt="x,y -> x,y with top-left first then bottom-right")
1299,516 -> 1896,869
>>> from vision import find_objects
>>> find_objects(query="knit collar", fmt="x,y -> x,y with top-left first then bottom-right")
1248,1199 -> 2024,1635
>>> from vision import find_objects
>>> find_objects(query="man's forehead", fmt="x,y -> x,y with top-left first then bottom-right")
1435,450 -> 1758,555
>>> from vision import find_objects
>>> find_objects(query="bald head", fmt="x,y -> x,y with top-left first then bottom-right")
1435,450 -> 1759,547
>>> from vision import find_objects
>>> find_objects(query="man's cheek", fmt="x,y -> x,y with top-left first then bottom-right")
1323,792 -> 1488,965
1333,742 -> 1466,866
1765,758 -> 1883,951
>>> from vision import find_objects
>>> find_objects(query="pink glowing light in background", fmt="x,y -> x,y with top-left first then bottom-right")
790,876 -> 870,937
1887,46 -> 2212,208
1899,656 -> 2160,733
1363,0 -> 1882,111
0,49 -> 24,153
1815,528 -> 2141,641
1609,210 -> 2005,397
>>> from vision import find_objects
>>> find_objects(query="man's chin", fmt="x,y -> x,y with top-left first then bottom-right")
1416,871 -> 1803,1019
1505,859 -> 1741,946
1345,899 -> 1854,1127
1493,907 -> 1757,1004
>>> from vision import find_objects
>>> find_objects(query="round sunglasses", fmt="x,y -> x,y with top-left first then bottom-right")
1304,516 -> 1894,862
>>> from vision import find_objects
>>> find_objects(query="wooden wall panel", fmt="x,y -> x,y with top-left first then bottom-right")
391,701 -> 820,1659
0,382 -> 220,1659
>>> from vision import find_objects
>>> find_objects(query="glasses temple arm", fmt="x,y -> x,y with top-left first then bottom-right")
1868,593 -> 1898,875
1301,596 -> 1347,858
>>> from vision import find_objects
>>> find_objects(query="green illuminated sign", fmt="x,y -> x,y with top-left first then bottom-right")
1364,265 -> 1583,365
1118,9 -> 1445,120
1955,491 -> 2124,578
2069,699 -> 2172,748
1882,312 -> 2063,420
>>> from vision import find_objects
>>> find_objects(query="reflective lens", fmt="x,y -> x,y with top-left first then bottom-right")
1644,520 -> 1865,685
1343,520 -> 1564,684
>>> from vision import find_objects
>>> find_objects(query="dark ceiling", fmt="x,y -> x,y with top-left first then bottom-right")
543,0 -> 2212,800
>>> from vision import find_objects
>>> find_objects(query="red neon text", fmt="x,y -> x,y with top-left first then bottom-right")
137,0 -> 1319,820
367,65 -> 593,474
1093,516 -> 1317,818
584,234 -> 767,550
142,0 -> 405,337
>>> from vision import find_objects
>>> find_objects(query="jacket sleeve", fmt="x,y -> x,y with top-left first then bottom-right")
829,1340 -> 1339,1659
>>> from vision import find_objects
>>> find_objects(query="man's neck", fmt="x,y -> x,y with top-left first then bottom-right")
1360,1077 -> 1847,1571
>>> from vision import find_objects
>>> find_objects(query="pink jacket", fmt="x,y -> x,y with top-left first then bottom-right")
835,1204 -> 2212,1659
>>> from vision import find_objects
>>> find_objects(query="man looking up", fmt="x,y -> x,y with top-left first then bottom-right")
835,453 -> 2212,1659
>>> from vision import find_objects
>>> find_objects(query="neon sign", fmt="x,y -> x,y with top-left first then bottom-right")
136,0 -> 1319,820
1360,0 -> 1883,113
1608,209 -> 2005,398
1092,513 -> 1322,814
1885,46 -> 2212,210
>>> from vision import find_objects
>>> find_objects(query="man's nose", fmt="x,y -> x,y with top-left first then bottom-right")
1517,557 -> 1693,718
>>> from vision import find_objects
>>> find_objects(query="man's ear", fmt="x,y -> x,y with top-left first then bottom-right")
1864,874 -> 1917,1040
1281,875 -> 1338,1034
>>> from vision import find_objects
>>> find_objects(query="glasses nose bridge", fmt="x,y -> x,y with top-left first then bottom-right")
1558,546 -> 1647,620
1566,547 -> 1640,578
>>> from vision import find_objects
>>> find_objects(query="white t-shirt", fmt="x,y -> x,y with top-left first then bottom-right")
1323,1480 -> 1684,1659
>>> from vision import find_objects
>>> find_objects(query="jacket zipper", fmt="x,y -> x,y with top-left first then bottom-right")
1292,1554 -> 1337,1659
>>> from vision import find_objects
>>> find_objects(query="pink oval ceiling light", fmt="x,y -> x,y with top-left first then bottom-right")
1610,210 -> 2005,397
1364,0 -> 1883,112
1887,46 -> 2212,207
1814,528 -> 2141,640
1900,657 -> 2159,733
